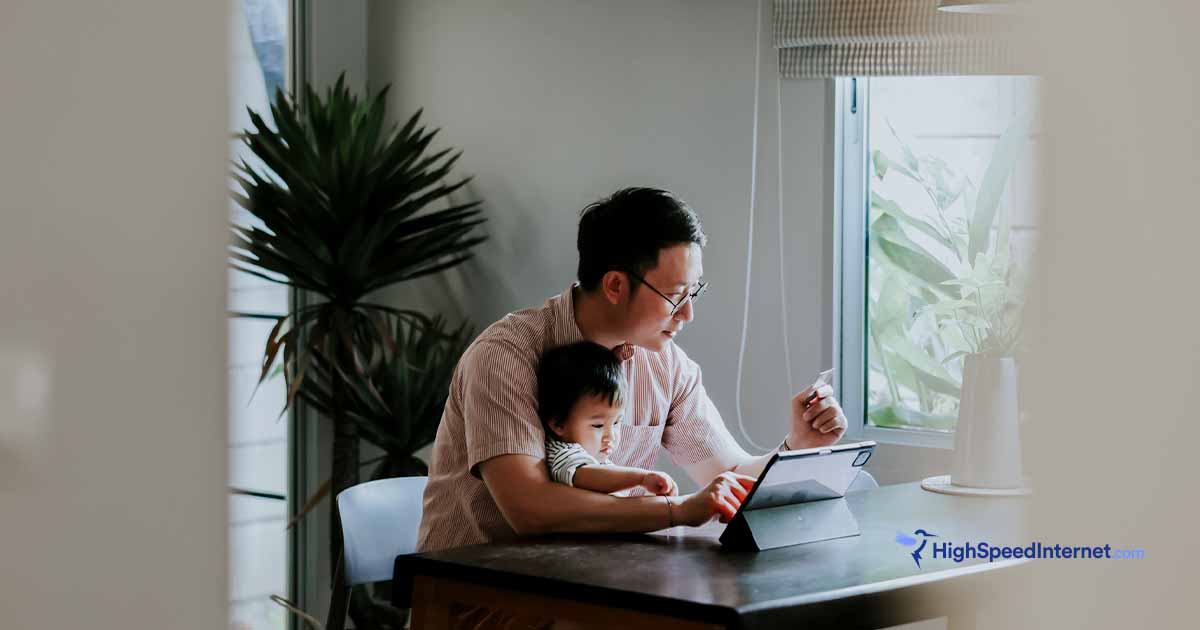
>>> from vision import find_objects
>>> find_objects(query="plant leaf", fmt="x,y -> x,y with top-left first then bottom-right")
872,149 -> 889,179
868,404 -> 956,432
285,478 -> 332,530
871,191 -> 955,253
968,110 -> 1033,263
871,215 -> 957,296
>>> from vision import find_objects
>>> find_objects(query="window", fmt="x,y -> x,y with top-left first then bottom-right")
836,77 -> 1040,447
228,1 -> 291,628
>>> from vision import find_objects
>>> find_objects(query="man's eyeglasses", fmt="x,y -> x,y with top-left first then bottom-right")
625,271 -> 708,316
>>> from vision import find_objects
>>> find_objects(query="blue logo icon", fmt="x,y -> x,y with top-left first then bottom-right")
895,529 -> 938,568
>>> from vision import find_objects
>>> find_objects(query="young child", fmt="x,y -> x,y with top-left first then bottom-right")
536,341 -> 678,496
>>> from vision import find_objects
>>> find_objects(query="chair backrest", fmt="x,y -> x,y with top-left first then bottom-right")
335,476 -> 429,586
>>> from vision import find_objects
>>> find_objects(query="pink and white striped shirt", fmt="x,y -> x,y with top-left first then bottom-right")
416,285 -> 748,552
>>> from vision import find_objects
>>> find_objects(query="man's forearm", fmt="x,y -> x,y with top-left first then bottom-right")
482,454 -> 676,537
730,448 -> 779,479
527,481 -> 675,534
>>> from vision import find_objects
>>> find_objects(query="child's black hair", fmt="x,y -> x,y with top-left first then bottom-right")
536,341 -> 627,434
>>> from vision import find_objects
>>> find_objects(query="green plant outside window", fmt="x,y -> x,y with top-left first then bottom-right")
864,77 -> 1038,433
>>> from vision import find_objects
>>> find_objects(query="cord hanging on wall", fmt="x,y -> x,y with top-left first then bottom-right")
732,0 -> 768,451
733,0 -> 795,453
775,72 -> 794,394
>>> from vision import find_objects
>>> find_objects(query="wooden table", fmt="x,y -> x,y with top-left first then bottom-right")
393,482 -> 1032,629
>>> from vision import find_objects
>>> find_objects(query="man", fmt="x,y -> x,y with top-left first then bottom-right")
417,187 -> 848,553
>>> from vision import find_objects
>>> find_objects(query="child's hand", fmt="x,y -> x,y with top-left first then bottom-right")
678,472 -> 756,525
640,470 -> 679,496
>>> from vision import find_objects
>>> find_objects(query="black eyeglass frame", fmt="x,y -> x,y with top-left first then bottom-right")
624,270 -> 708,316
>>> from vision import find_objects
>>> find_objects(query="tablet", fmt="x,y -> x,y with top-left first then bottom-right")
736,440 -> 876,513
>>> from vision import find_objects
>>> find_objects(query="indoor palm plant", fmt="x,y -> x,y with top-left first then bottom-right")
230,75 -> 484,628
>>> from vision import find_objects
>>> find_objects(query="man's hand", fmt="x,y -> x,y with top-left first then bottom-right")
639,470 -> 679,496
787,383 -> 847,449
674,471 -> 757,525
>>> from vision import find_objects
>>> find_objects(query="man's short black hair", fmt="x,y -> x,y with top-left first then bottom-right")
536,341 -> 626,433
576,187 -> 707,291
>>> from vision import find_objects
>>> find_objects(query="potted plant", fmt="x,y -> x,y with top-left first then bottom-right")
867,111 -> 1032,488
230,75 -> 485,628
936,252 -> 1025,489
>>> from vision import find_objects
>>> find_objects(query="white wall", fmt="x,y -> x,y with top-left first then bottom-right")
366,0 -> 873,488
0,1 -> 228,629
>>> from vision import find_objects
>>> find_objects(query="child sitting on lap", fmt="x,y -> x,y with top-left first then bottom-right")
536,341 -> 678,496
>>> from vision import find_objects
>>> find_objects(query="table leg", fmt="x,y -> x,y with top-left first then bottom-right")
411,577 -> 453,630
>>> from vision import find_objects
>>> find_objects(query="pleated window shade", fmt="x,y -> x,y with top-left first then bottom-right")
774,0 -> 1031,78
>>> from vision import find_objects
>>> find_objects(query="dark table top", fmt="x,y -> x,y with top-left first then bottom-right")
394,482 -> 1030,629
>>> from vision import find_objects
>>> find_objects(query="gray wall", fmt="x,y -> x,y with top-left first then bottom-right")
366,0 -> 894,489
367,0 -> 939,487
310,2 -> 946,623
0,1 -> 228,628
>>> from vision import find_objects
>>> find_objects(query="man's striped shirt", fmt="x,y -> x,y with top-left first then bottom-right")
415,285 -> 748,552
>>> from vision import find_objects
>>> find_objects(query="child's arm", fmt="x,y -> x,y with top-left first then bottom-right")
572,465 -> 679,496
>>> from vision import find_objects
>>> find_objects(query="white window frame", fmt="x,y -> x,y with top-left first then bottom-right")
833,77 -> 954,450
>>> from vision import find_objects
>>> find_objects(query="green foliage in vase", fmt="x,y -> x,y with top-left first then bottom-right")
867,112 -> 1032,430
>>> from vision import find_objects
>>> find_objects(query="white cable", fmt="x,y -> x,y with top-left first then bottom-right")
734,0 -> 771,452
775,71 -> 794,393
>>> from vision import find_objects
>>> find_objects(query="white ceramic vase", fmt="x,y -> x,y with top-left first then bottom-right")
951,355 -> 1023,489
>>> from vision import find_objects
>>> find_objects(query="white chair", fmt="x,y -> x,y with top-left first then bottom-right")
327,476 -> 428,630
